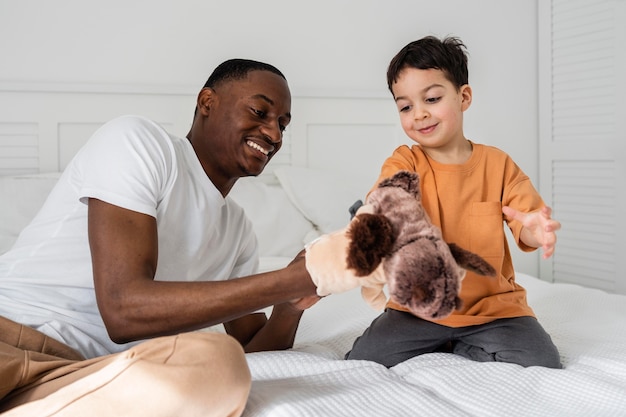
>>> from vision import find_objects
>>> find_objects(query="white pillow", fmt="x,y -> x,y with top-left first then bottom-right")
229,176 -> 316,258
273,167 -> 373,234
0,172 -> 61,254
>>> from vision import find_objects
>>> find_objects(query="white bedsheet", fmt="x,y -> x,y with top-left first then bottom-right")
242,273 -> 626,417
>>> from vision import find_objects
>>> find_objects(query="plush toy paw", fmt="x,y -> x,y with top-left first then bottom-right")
359,265 -> 387,310
305,228 -> 362,297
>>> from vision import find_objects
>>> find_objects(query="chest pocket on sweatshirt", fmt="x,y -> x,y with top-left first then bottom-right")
469,202 -> 505,258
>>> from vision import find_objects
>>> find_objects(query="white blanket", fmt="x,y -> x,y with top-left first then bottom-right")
242,273 -> 626,417
2,173 -> 624,416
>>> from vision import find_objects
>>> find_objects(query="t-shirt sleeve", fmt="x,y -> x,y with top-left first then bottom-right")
72,116 -> 175,218
229,235 -> 259,279
368,145 -> 418,195
227,206 -> 260,279
502,158 -> 545,252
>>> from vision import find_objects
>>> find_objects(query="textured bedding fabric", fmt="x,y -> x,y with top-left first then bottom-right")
243,273 -> 626,417
3,173 -> 625,416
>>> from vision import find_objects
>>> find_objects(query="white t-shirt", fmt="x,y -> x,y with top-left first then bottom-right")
0,115 -> 259,358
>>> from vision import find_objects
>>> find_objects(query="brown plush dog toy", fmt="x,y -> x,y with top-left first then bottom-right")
346,170 -> 496,319
305,170 -> 496,320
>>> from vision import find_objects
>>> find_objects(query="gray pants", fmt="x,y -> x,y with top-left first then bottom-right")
345,309 -> 562,369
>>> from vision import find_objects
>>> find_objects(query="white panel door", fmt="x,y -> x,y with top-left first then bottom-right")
538,0 -> 626,293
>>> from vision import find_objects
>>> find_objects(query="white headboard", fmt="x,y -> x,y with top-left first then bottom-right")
0,83 -> 406,185
0,83 -> 541,276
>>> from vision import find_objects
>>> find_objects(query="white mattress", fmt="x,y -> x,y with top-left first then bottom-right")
242,273 -> 626,416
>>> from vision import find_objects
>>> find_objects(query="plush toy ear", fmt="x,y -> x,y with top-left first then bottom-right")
447,243 -> 497,277
377,170 -> 420,198
346,213 -> 395,276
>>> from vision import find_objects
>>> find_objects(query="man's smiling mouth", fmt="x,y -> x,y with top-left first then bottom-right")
246,140 -> 270,156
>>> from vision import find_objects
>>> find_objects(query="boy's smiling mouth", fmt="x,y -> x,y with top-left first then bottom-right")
418,124 -> 437,134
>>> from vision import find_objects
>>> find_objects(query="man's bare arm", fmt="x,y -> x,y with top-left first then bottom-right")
88,198 -> 317,344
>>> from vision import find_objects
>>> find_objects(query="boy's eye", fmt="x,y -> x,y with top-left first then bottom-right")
426,96 -> 441,104
399,105 -> 411,112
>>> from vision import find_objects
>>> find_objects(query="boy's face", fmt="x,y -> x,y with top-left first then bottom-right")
391,68 -> 471,152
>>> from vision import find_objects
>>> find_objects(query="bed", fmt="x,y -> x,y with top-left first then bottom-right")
1,87 -> 625,416
245,273 -> 626,417
1,167 -> 625,417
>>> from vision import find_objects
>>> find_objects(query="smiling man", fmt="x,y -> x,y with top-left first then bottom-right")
0,59 -> 319,417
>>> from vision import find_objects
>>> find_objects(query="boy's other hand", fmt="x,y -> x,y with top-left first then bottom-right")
503,206 -> 561,259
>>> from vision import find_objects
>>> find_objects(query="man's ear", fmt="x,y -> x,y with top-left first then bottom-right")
460,84 -> 472,111
197,87 -> 216,116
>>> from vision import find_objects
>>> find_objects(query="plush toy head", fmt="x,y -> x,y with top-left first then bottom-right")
346,170 -> 496,319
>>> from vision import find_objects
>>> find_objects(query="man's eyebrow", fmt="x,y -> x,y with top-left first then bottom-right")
394,83 -> 445,102
252,94 -> 274,105
252,94 -> 292,119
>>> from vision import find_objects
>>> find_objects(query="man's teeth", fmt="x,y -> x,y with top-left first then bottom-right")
247,141 -> 269,155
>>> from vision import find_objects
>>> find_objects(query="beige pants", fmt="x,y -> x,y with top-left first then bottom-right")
0,316 -> 251,417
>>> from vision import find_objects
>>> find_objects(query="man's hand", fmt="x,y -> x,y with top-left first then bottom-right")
283,250 -> 321,311
502,205 -> 561,259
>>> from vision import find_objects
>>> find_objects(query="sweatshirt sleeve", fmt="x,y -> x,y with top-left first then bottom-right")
502,157 -> 545,252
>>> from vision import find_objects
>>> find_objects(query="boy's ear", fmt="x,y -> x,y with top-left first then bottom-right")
460,84 -> 472,111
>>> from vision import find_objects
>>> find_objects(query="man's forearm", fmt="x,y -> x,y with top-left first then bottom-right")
243,304 -> 304,352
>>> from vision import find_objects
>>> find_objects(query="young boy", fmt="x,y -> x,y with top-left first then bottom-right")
344,36 -> 562,369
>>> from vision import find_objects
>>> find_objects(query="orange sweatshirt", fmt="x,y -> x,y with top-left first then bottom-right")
374,142 -> 541,327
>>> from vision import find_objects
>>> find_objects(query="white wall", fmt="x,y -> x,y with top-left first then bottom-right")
0,0 -> 541,274
0,0 -> 539,157
0,0 -> 540,179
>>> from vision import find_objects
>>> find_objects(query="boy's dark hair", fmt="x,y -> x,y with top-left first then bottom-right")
203,58 -> 286,89
386,36 -> 469,93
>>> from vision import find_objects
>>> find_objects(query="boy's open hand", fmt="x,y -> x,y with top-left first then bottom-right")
502,205 -> 561,259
